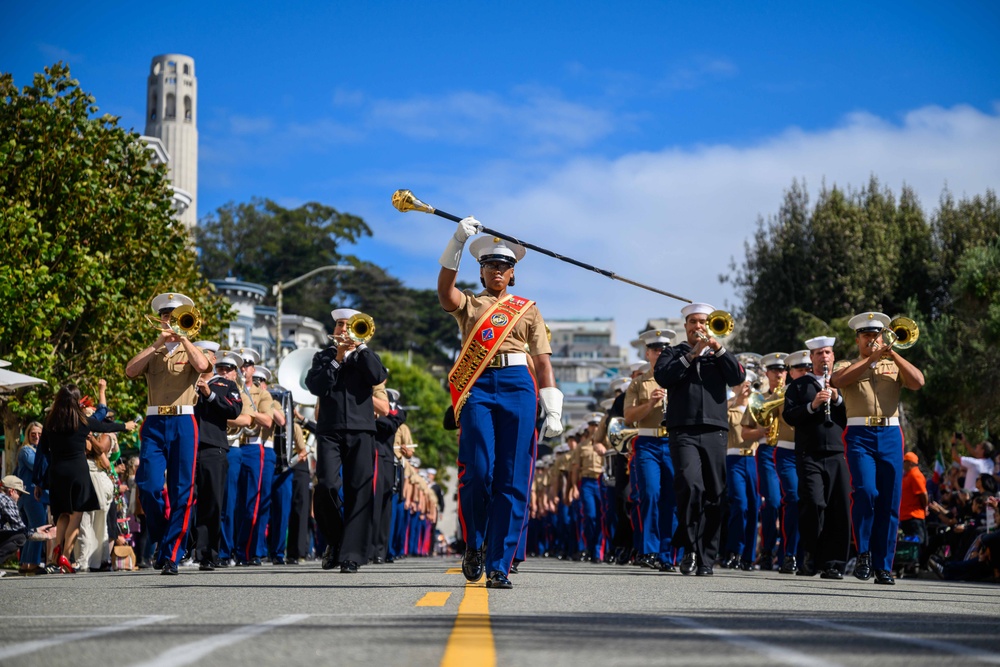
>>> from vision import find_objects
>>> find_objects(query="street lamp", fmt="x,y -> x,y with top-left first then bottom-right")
273,264 -> 355,364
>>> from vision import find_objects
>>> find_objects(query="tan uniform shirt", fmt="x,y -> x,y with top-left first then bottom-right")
577,441 -> 603,478
373,382 -> 388,406
246,384 -> 274,443
394,423 -> 413,460
839,357 -> 902,418
448,290 -> 552,356
727,404 -> 754,452
624,369 -> 667,428
139,345 -> 200,406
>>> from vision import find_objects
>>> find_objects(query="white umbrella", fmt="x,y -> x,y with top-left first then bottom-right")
0,368 -> 48,392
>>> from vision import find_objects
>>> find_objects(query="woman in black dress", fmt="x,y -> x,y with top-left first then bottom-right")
35,385 -> 135,573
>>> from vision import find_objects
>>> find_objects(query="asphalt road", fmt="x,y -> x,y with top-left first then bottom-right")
2,557 -> 998,667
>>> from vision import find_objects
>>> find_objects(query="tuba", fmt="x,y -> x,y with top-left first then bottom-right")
607,417 -> 638,454
882,316 -> 919,351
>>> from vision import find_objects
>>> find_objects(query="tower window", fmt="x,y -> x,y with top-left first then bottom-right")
168,60 -> 176,73
149,93 -> 157,120
184,96 -> 192,121
153,62 -> 161,76
165,93 -> 176,119
183,63 -> 190,75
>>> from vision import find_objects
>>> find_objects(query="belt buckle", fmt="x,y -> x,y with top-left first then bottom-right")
157,406 -> 176,416
489,354 -> 505,368
867,417 -> 887,427
658,427 -> 669,438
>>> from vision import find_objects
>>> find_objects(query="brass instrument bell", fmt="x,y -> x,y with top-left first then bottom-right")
347,312 -> 375,344
882,316 -> 919,350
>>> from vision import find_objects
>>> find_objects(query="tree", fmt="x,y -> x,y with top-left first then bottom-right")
0,63 -> 231,471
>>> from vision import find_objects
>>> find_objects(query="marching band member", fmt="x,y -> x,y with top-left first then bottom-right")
782,338 -> 850,579
575,413 -> 606,563
655,303 -> 745,576
437,222 -> 562,590
624,329 -> 677,572
217,349 -> 256,566
371,387 -> 406,564
305,307 -> 389,573
831,312 -> 924,585
249,366 -> 284,564
125,292 -> 211,575
234,353 -> 274,566
722,372 -> 758,571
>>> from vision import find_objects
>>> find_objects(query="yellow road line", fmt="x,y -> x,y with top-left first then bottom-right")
439,583 -> 494,667
445,567 -> 463,574
416,592 -> 452,607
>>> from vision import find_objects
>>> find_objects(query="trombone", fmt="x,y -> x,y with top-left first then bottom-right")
144,304 -> 203,338
327,312 -> 376,346
882,316 -> 919,351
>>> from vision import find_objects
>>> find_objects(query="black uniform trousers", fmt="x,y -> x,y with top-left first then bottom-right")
796,449 -> 851,571
286,464 -> 312,560
194,444 -> 228,563
369,441 -> 396,561
671,426 -> 727,566
313,431 -> 375,565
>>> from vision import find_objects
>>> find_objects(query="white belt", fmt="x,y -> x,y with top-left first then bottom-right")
487,352 -> 527,368
147,405 -> 194,416
244,436 -> 262,445
776,440 -> 795,450
727,448 -> 755,457
637,427 -> 669,437
263,440 -> 274,449
847,416 -> 899,427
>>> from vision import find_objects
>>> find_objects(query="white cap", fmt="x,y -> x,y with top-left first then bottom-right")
805,336 -> 836,350
215,351 -> 244,369
639,329 -> 675,347
426,468 -> 437,476
609,377 -> 631,394
760,352 -> 788,369
786,350 -> 811,367
410,456 -> 421,467
151,292 -> 194,313
848,312 -> 890,332
586,412 -> 605,424
194,340 -> 220,353
252,367 -> 272,383
554,444 -> 570,454
629,361 -> 647,374
235,347 -> 261,365
331,308 -> 361,322
599,397 -> 615,410
681,302 -> 714,319
469,235 -> 527,265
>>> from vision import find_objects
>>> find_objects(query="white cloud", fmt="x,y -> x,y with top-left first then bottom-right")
373,102 -> 1000,357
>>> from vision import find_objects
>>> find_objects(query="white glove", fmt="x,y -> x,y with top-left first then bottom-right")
538,386 -> 564,438
438,216 -> 482,271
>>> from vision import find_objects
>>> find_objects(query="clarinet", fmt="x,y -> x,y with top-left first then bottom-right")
822,363 -> 832,425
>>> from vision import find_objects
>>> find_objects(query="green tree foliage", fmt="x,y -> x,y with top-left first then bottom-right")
0,63 -> 232,471
725,177 -> 999,451
380,352 -> 457,488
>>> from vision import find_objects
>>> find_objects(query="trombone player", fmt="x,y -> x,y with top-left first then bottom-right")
830,312 -> 924,585
125,292 -> 212,575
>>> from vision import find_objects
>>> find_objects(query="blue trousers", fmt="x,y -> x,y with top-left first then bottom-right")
252,447 -> 276,559
633,436 -> 676,561
845,425 -> 904,572
136,414 -> 198,564
628,451 -> 644,553
389,493 -> 406,558
235,443 -> 265,562
268,466 -> 293,559
775,446 -> 800,561
756,443 -> 780,556
556,502 -> 571,555
457,365 -> 537,576
725,454 -> 759,562
601,483 -> 617,555
219,445 -> 242,560
579,478 -> 604,560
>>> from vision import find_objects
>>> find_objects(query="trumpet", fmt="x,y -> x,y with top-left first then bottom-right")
696,310 -> 735,341
144,304 -> 203,338
347,313 -> 375,343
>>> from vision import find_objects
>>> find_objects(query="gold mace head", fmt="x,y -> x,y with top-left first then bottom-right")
391,189 -> 435,214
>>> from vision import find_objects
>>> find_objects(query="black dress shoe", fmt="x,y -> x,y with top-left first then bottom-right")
485,571 -> 513,589
321,546 -> 339,571
160,560 -> 179,576
384,556 -> 394,564
153,556 -> 167,571
820,568 -> 844,580
720,553 -> 739,569
199,560 -> 215,571
854,552 -> 873,581
758,550 -> 774,571
739,559 -> 754,571
340,560 -> 359,573
679,553 -> 698,576
779,555 -> 797,574
214,559 -> 230,568
696,565 -> 714,576
638,553 -> 658,570
510,559 -> 521,574
874,569 -> 895,585
272,557 -> 286,565
372,556 -> 384,565
249,557 -> 262,566
462,546 -> 485,582
286,558 -> 299,565
658,561 -> 677,573
797,553 -> 817,576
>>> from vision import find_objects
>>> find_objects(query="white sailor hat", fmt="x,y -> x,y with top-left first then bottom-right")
535,459 -> 546,469
629,361 -> 647,374
554,444 -> 570,454
426,468 -> 437,476
386,388 -> 401,404
609,377 -> 631,394
151,292 -> 194,313
194,340 -> 220,353
565,427 -> 580,440
330,307 -> 361,322
215,351 -> 244,369
410,456 -> 421,467
681,302 -> 714,319
599,397 -> 615,410
252,366 -> 272,383
235,347 -> 260,366
760,352 -> 788,369
586,412 -> 605,425
469,235 -> 526,265
805,336 -> 836,350
639,329 -> 675,347
786,350 -> 811,368
848,311 -> 890,333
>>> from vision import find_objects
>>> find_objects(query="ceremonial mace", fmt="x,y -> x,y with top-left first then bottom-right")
391,190 -> 692,303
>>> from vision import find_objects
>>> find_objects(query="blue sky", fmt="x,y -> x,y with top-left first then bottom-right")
5,2 -> 999,353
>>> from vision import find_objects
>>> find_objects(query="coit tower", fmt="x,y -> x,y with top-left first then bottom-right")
145,54 -> 198,230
